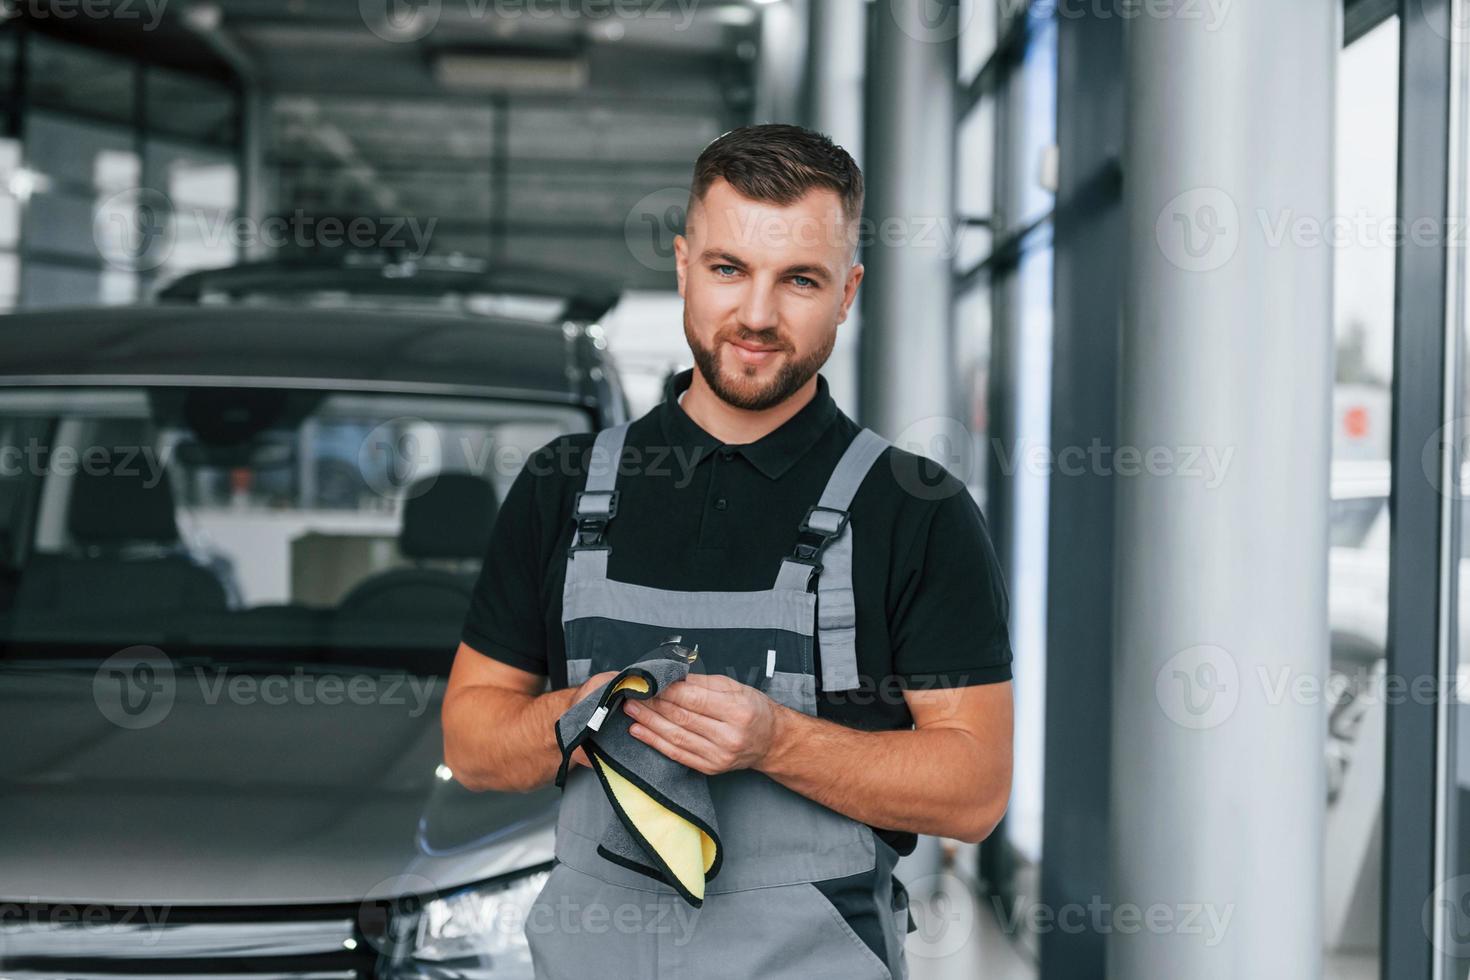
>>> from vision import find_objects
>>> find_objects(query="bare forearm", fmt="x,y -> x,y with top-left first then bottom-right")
756,706 -> 1008,844
442,683 -> 579,793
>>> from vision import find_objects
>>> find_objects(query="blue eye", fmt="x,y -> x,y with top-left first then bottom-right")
713,265 -> 739,277
791,276 -> 817,288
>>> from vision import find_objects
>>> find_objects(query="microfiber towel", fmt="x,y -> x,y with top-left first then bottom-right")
554,639 -> 722,907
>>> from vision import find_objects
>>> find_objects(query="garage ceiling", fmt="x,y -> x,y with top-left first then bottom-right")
13,0 -> 763,291
220,0 -> 762,290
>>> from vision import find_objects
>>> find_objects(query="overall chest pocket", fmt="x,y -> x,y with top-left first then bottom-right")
573,621 -> 787,692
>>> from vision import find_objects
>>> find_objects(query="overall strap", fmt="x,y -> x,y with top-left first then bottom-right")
564,421 -> 632,589
774,427 -> 891,692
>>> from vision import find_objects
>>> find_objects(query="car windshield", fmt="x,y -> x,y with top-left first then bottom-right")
0,386 -> 589,671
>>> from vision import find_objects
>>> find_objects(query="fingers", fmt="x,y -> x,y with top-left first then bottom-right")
657,674 -> 743,719
626,694 -> 735,744
625,713 -> 726,775
623,701 -> 729,771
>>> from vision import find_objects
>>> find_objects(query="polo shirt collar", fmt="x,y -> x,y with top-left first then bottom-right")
658,366 -> 837,480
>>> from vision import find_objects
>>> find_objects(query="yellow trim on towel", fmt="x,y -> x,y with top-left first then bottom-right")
592,756 -> 717,899
592,674 -> 717,899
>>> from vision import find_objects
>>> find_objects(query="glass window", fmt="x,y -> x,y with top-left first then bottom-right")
0,386 -> 590,658
0,29 -> 18,124
26,37 -> 135,125
20,111 -> 140,308
995,14 -> 1056,234
1325,15 -> 1398,976
994,243 -> 1052,881
956,94 -> 995,272
959,0 -> 998,84
143,138 -> 240,280
954,282 -> 992,510
145,68 -> 237,146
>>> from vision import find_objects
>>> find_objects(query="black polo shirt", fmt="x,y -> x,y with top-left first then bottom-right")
461,366 -> 1013,855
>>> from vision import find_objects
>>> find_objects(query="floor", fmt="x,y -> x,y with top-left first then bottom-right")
897,839 -> 1382,980
900,838 -> 1036,980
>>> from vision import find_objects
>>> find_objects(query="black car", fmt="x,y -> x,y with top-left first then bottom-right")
0,289 -> 626,977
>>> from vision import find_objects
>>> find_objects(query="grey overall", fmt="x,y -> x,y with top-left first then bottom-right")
525,421 -> 915,980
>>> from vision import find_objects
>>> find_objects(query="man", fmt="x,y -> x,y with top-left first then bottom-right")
444,123 -> 1013,978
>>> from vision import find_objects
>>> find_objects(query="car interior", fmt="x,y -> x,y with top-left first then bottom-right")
0,385 -> 584,672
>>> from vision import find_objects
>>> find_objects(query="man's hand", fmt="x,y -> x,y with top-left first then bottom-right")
620,673 -> 783,775
567,669 -> 620,770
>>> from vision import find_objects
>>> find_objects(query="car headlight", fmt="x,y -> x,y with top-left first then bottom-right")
389,868 -> 550,979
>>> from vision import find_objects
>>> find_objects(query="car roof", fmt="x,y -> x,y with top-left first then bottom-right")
155,257 -> 623,322
0,304 -> 596,404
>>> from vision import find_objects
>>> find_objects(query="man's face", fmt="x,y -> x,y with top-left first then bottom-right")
674,178 -> 863,412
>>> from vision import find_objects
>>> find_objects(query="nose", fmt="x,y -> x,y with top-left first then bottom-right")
735,275 -> 780,333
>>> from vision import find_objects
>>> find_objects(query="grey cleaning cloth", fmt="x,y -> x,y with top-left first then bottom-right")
553,641 -> 723,907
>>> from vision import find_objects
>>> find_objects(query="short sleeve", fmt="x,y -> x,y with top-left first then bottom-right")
889,485 -> 1013,687
459,450 -> 549,676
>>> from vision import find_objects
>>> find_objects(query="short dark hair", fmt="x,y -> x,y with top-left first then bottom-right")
688,123 -> 864,226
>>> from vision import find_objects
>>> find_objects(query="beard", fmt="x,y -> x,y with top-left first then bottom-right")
683,308 -> 836,412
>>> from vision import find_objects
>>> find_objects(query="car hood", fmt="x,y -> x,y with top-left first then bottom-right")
0,660 -> 557,905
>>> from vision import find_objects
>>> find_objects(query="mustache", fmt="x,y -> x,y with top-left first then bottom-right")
723,332 -> 789,350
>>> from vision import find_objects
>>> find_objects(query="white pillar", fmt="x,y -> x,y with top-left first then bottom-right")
859,1 -> 955,439
805,0 -> 867,419
1112,1 -> 1336,976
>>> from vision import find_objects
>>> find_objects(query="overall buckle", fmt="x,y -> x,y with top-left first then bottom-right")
790,504 -> 849,565
571,490 -> 619,550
